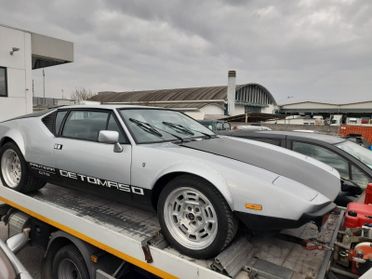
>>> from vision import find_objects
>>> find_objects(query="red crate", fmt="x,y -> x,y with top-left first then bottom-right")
344,202 -> 372,228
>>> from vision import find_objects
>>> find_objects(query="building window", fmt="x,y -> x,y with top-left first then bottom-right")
0,67 -> 7,97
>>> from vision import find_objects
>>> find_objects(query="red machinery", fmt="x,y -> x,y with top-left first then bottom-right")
344,183 -> 372,229
334,183 -> 372,275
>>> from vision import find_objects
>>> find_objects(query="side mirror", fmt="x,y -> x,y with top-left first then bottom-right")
341,179 -> 363,196
98,130 -> 123,153
98,130 -> 119,144
6,228 -> 30,253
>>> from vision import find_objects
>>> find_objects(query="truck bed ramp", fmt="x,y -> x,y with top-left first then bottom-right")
0,183 -> 342,279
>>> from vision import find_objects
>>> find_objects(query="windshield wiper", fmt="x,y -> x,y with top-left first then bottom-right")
129,118 -> 163,137
129,118 -> 184,142
163,121 -> 214,139
162,121 -> 195,135
191,129 -> 214,139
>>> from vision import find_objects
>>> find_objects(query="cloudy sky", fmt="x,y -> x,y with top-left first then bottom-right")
1,0 -> 371,104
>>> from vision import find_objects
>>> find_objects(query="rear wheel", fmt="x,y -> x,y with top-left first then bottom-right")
52,244 -> 89,279
0,142 -> 45,192
158,175 -> 238,259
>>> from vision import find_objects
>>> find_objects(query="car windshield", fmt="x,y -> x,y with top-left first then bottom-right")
119,109 -> 215,143
336,140 -> 372,169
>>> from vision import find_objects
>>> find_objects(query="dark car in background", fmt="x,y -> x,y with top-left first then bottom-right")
199,120 -> 231,132
221,130 -> 372,205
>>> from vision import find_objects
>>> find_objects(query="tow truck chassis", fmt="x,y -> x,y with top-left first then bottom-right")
0,183 -> 344,279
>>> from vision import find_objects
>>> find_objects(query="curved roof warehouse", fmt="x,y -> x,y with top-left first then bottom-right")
90,71 -> 277,120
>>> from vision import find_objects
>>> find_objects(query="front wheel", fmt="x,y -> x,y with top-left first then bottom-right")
158,175 -> 238,259
0,142 -> 45,192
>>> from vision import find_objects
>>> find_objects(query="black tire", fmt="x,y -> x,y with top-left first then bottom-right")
0,142 -> 45,193
157,174 -> 238,259
51,244 -> 89,279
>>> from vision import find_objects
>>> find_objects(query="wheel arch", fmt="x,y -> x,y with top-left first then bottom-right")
0,131 -> 26,156
151,170 -> 233,211
42,231 -> 98,279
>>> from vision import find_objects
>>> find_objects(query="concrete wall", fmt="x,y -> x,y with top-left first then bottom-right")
263,124 -> 339,135
234,104 -> 245,115
184,110 -> 205,120
0,26 -> 32,121
200,104 -> 223,115
261,104 -> 277,114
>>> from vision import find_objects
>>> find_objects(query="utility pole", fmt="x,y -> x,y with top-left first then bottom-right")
32,79 -> 35,97
42,69 -> 46,99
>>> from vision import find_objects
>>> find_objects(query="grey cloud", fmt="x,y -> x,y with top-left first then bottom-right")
0,0 -> 371,103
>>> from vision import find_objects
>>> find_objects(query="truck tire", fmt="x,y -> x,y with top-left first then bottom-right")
52,244 -> 89,279
157,174 -> 238,259
0,142 -> 45,193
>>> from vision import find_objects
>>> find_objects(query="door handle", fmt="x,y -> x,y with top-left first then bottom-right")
54,144 -> 63,150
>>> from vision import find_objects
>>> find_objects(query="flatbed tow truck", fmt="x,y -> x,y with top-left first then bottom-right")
0,183 -> 346,279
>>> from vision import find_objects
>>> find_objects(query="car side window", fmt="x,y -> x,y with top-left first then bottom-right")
62,111 -> 109,141
55,111 -> 67,135
107,113 -> 127,143
256,137 -> 281,146
351,165 -> 371,189
292,141 -> 350,179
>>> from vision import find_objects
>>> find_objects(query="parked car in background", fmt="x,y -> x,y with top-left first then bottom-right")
0,106 -> 340,259
198,120 -> 231,132
220,130 -> 372,205
0,234 -> 32,279
233,124 -> 272,131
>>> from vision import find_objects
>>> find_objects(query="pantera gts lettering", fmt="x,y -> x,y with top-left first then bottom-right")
29,162 -> 56,177
59,170 -> 144,195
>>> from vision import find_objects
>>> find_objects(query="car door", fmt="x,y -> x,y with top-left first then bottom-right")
290,140 -> 351,180
350,164 -> 372,188
52,108 -> 133,198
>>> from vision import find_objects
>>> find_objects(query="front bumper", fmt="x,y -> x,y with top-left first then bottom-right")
235,202 -> 336,231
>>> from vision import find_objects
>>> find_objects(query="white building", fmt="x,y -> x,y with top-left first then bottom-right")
0,24 -> 73,121
91,71 -> 278,120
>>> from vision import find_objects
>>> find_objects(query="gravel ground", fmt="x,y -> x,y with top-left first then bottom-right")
0,221 -> 43,279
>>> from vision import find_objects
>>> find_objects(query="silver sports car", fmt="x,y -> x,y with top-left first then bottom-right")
0,105 -> 340,258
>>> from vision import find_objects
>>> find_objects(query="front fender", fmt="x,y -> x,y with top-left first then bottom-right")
153,162 -> 234,208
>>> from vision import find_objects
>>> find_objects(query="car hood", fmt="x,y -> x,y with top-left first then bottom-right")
180,136 -> 340,200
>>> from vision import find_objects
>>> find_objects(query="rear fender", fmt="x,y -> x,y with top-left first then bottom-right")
0,126 -> 26,156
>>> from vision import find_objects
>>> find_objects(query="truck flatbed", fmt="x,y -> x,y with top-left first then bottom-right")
0,183 -> 343,279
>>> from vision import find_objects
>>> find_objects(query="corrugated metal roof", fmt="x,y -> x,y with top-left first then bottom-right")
110,102 -> 224,110
91,85 -> 230,103
91,83 -> 277,106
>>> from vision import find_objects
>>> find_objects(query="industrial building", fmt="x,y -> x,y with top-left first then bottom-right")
0,24 -> 73,121
91,71 -> 278,120
280,101 -> 372,115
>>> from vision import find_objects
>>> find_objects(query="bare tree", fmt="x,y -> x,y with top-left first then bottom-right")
71,88 -> 97,103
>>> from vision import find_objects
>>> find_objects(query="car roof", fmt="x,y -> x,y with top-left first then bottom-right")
251,130 -> 346,144
60,104 -> 160,110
